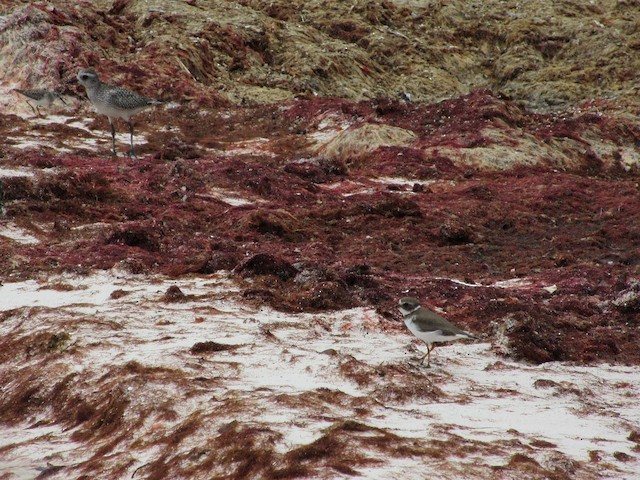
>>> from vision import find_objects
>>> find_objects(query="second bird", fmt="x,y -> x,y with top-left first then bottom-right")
75,68 -> 162,158
398,297 -> 480,368
15,89 -> 67,117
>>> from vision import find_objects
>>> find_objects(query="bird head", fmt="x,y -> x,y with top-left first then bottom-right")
76,69 -> 100,87
398,297 -> 420,315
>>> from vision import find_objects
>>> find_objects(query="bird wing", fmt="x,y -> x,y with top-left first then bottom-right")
16,89 -> 45,100
413,308 -> 469,336
106,87 -> 153,110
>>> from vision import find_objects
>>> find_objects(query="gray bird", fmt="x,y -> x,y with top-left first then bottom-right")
15,89 -> 67,117
74,68 -> 162,158
398,297 -> 479,368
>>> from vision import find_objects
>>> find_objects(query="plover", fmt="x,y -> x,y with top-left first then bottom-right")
74,68 -> 161,158
15,89 -> 67,117
398,297 -> 479,368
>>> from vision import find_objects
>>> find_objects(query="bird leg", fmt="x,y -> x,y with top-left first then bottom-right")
127,120 -> 137,158
109,120 -> 117,158
25,101 -> 37,116
420,343 -> 435,368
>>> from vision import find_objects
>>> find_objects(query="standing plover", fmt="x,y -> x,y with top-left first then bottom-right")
15,89 -> 67,117
398,297 -> 479,368
74,68 -> 161,158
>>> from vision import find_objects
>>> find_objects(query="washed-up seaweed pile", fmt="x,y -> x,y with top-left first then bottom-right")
1,0 -> 639,107
1,1 -> 639,365
2,90 -> 639,364
1,1 -> 640,479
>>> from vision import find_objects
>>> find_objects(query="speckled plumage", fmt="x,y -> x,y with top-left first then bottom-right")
76,68 -> 161,158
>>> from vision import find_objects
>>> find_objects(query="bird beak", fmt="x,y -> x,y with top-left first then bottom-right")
66,77 -> 78,84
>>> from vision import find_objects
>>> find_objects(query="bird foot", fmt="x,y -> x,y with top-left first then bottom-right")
410,356 -> 431,368
418,358 -> 432,368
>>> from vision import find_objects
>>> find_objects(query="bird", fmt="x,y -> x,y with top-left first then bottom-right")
74,68 -> 162,158
398,297 -> 479,368
15,89 -> 67,117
